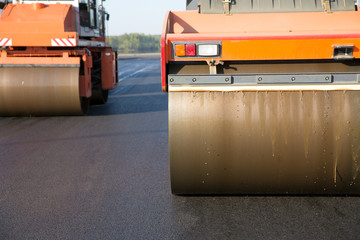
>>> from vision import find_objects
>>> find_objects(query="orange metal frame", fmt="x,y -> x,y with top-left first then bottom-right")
0,3 -> 79,47
161,11 -> 171,92
100,48 -> 118,90
161,10 -> 360,91
166,38 -> 360,61
86,47 -> 118,91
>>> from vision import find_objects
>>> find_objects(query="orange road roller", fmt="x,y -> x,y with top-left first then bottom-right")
0,0 -> 118,116
162,0 -> 360,194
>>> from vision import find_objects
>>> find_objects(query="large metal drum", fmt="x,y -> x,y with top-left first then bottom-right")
169,88 -> 360,194
0,66 -> 85,116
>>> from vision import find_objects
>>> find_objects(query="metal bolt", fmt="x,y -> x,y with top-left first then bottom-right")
258,77 -> 262,82
169,78 -> 174,82
192,78 -> 197,82
225,78 -> 230,82
291,77 -> 296,81
325,76 -> 330,81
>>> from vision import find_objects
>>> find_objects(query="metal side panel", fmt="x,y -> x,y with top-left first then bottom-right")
169,90 -> 360,195
0,67 -> 83,116
199,0 -> 355,13
187,0 -> 199,10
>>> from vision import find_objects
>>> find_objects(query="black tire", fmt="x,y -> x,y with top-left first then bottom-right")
90,89 -> 109,105
80,97 -> 90,115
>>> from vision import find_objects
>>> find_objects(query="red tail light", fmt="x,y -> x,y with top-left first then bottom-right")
185,44 -> 196,56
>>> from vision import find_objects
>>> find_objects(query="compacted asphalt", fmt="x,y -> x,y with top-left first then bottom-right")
0,56 -> 359,240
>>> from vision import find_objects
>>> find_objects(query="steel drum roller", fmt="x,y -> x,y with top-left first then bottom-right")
0,67 -> 84,116
169,90 -> 360,195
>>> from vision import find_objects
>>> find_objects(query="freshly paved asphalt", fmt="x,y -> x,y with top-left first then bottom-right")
0,57 -> 359,240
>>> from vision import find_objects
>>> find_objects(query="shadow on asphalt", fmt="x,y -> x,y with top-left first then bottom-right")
89,83 -> 168,116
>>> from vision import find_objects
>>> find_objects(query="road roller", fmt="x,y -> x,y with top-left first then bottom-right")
0,0 -> 118,116
162,0 -> 360,195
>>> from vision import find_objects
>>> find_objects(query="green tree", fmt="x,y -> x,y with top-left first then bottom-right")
107,34 -> 161,54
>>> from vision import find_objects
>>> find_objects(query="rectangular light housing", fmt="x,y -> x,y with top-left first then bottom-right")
197,44 -> 219,57
173,42 -> 221,58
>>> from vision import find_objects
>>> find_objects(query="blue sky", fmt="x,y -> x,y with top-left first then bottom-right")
104,0 -> 185,36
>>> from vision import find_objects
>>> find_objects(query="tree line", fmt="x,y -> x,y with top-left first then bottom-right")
107,33 -> 161,54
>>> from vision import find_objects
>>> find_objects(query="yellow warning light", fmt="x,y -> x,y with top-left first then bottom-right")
175,44 -> 186,57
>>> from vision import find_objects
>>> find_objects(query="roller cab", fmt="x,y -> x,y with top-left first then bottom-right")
0,1 -> 118,116
162,0 -> 360,194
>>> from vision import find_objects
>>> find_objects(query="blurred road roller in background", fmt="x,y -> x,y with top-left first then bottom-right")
0,0 -> 118,116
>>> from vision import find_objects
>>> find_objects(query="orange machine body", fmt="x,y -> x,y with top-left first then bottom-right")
161,10 -> 360,91
0,3 -> 78,47
163,4 -> 360,195
0,3 -> 117,100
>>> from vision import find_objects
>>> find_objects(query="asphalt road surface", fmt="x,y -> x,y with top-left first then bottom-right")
0,56 -> 359,240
